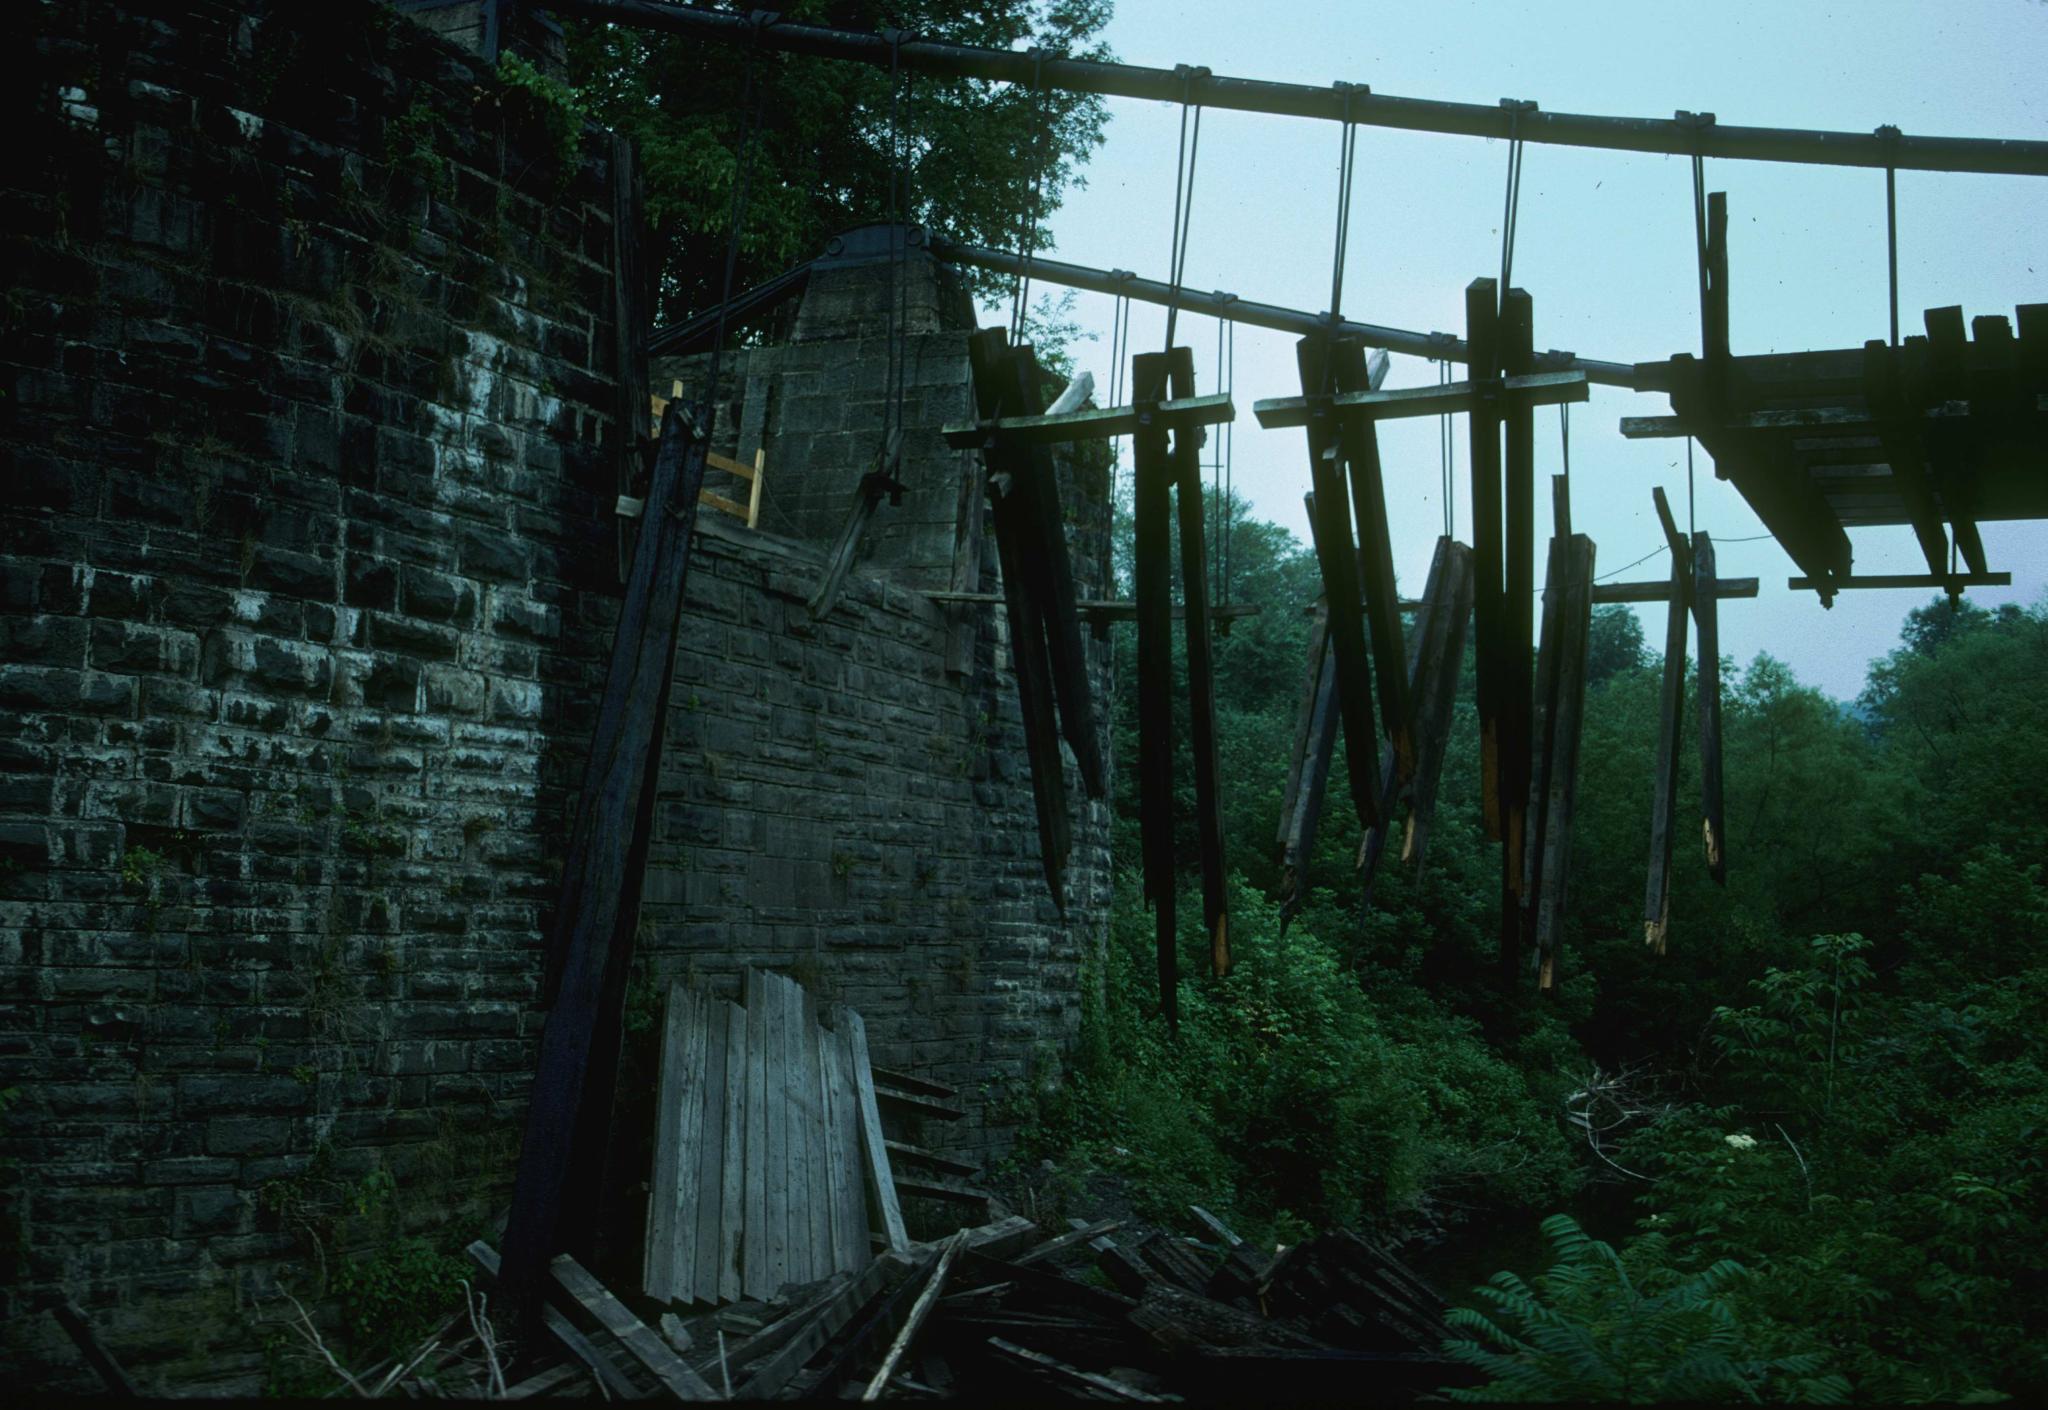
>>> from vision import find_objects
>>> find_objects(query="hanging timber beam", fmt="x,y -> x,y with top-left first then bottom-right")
1465,280 -> 1507,855
1692,532 -> 1728,885
1923,305 -> 1992,574
1644,488 -> 1690,956
1276,581 -> 1338,928
926,593 -> 1261,623
1591,578 -> 1757,603
1130,349 -> 1180,1032
543,1 -> 2048,176
1526,529 -> 1597,993
1330,338 -> 1413,785
1254,370 -> 1588,428
942,395 -> 1233,448
967,330 -> 1071,908
938,243 -> 1635,388
1000,341 -> 1108,799
1500,289 -> 1539,959
1862,338 -> 1950,575
1295,335 -> 1382,830
1168,346 -> 1232,977
1787,572 -> 2010,591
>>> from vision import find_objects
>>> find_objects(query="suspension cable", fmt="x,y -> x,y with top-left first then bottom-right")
1687,146 -> 1710,539
1161,67 -> 1205,354
1329,83 -> 1360,331
1498,102 -> 1530,326
1878,125 -> 1901,347
1009,48 -> 1050,343
1439,357 -> 1455,537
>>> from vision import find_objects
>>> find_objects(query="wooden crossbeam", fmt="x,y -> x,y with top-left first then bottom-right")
941,393 -> 1233,448
1252,369 -> 1585,430
925,592 -> 1261,623
1787,572 -> 2010,590
1618,403 -> 1975,438
1168,347 -> 1231,977
1592,577 -> 1757,603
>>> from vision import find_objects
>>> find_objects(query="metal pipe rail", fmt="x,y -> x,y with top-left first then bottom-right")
544,0 -> 2048,178
935,241 -> 1644,390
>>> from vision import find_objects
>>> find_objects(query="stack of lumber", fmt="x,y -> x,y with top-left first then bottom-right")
644,969 -> 908,1308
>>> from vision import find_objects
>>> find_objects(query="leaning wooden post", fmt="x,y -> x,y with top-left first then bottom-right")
1166,346 -> 1229,974
1643,487 -> 1691,952
499,399 -> 711,1344
1002,342 -> 1107,799
1294,334 -> 1381,829
1276,559 -> 1338,930
967,330 -> 1071,908
1403,540 -> 1475,876
1130,350 -> 1180,1031
1691,530 -> 1727,884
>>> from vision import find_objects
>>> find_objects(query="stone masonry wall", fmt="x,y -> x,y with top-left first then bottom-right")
2,0 -> 627,1389
3,0 -> 1112,1391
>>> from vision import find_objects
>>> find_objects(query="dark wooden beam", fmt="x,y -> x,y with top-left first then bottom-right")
1131,350 -> 1179,1032
1925,305 -> 1991,573
1527,533 -> 1597,992
1167,347 -> 1230,976
1787,572 -> 2010,590
499,399 -> 711,1340
1500,288 -> 1538,956
1692,532 -> 1727,884
1590,577 -> 1757,603
968,330 -> 1070,909
1330,338 -> 1413,785
1644,487 -> 1690,955
941,393 -> 1232,448
1403,540 -> 1475,878
1861,338 -> 1949,574
1464,280 -> 1505,854
1251,370 -> 1585,429
1296,335 -> 1382,829
1276,587 -> 1338,929
1003,341 -> 1107,799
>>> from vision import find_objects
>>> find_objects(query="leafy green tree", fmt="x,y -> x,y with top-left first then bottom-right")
563,0 -> 1113,320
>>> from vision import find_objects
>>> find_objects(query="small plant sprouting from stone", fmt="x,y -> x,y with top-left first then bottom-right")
832,851 -> 857,879
119,845 -> 164,891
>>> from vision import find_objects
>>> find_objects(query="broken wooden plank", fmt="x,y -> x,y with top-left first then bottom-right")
1276,582 -> 1339,927
893,1176 -> 992,1208
985,1338 -> 1168,1402
1787,571 -> 2010,590
1644,488 -> 1690,955
1692,532 -> 1728,884
552,1252 -> 718,1399
1166,343 -> 1230,976
840,1005 -> 909,1252
1402,539 -> 1474,877
720,996 -> 753,1303
1130,348 -> 1181,1031
1296,333 -> 1382,830
643,983 -> 698,1303
884,1138 -> 980,1180
733,1258 -> 900,1401
742,974 -> 771,1300
821,1025 -> 861,1277
798,987 -> 831,1288
862,1229 -> 971,1399
1014,1219 -> 1123,1266
1590,577 -> 1757,603
498,397 -> 711,1332
693,994 -> 731,1305
52,1301 -> 138,1398
872,1084 -> 969,1123
867,1066 -> 960,1102
501,1360 -> 590,1400
467,1242 -> 640,1401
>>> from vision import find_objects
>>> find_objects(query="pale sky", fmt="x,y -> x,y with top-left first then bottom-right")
985,0 -> 2048,698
